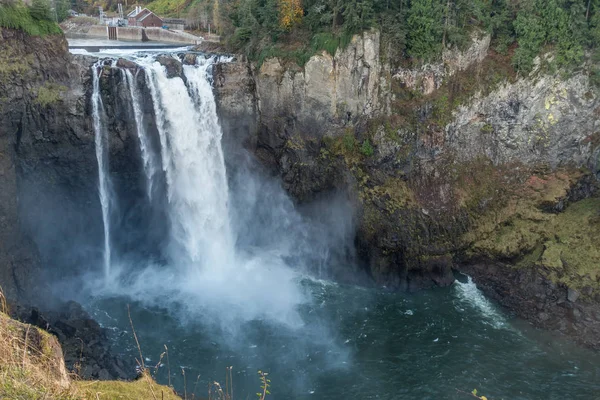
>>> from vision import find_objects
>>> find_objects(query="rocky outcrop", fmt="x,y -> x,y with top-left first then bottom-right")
447,72 -> 599,167
13,302 -> 134,380
0,27 -> 76,302
460,262 -> 600,350
0,311 -> 71,389
213,30 -> 600,301
392,32 -> 491,96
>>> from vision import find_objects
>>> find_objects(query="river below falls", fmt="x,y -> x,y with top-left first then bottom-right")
86,275 -> 600,400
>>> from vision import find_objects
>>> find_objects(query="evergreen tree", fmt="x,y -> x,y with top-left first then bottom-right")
406,0 -> 443,61
342,0 -> 374,34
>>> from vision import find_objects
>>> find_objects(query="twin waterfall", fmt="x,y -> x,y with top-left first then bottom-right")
91,55 -> 232,277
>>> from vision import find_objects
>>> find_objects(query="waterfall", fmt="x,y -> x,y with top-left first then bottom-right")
89,54 -> 342,328
141,56 -> 233,267
124,69 -> 158,199
91,62 -> 112,277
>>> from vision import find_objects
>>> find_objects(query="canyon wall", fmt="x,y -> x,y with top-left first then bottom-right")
0,26 -> 599,348
214,30 -> 600,346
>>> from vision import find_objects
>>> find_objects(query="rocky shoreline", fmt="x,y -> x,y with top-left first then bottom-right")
459,262 -> 600,351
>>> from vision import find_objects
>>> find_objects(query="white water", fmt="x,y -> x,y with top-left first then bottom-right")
454,276 -> 506,328
98,55 -> 307,328
124,69 -> 158,199
142,57 -> 233,265
91,62 -> 112,277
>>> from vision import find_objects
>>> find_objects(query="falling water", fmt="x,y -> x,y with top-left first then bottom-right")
91,62 -> 112,277
141,56 -> 233,267
124,69 -> 158,199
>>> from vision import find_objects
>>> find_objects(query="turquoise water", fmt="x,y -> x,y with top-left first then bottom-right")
88,276 -> 600,400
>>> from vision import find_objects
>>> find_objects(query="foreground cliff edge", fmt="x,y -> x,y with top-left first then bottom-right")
0,289 -> 181,399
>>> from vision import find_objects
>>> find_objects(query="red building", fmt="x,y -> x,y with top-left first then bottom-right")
127,7 -> 163,28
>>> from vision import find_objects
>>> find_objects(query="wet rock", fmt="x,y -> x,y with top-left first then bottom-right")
182,53 -> 197,65
14,302 -> 135,381
156,55 -> 183,79
116,58 -> 137,70
459,262 -> 600,350
568,288 -> 580,303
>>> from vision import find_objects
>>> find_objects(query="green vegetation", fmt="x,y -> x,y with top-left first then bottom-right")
461,167 -> 600,293
35,81 -> 67,107
0,0 -> 61,36
66,0 -> 600,71
74,374 -> 182,400
180,0 -> 600,70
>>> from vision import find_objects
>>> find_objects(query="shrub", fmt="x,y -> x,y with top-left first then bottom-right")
360,139 -> 374,157
0,1 -> 61,36
343,133 -> 356,151
29,0 -> 52,21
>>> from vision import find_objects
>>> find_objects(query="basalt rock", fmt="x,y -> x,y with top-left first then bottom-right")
156,55 -> 184,80
0,27 -> 147,380
459,262 -> 600,351
212,29 -> 600,301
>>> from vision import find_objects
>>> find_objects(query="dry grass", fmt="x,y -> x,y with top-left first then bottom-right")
0,308 -> 74,399
74,373 -> 181,400
0,288 -> 270,400
0,287 -> 182,400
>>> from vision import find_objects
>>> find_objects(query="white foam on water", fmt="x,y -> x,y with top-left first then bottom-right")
454,276 -> 506,329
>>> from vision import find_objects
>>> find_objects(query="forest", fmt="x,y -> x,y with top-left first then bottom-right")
179,0 -> 600,72
15,0 -> 599,71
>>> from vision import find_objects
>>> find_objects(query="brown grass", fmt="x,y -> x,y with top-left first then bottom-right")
0,287 -> 270,400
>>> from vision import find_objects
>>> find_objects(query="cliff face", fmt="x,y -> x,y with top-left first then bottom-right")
0,27 -> 76,302
0,28 -> 158,304
214,30 -> 600,346
0,28 -> 146,379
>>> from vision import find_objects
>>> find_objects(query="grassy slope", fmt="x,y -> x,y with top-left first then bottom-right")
0,3 -> 61,36
0,297 -> 181,400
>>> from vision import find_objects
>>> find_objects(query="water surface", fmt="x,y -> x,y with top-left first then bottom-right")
88,277 -> 600,400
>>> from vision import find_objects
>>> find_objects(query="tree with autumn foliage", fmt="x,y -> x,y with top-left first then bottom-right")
279,0 -> 303,30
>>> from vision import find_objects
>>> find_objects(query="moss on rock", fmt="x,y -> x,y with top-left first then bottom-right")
34,81 -> 67,107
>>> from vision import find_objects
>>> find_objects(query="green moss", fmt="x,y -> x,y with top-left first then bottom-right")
480,123 -> 494,134
285,132 -> 306,151
360,139 -> 374,157
0,45 -> 32,77
363,177 -> 415,214
463,167 -> 600,293
34,81 -> 67,107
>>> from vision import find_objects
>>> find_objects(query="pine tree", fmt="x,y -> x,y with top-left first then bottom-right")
512,0 -> 545,72
406,0 -> 443,61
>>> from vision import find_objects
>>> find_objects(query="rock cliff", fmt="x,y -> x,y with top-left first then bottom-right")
0,28 -> 140,379
213,30 -> 600,347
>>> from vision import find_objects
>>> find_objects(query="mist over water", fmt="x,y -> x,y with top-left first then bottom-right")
87,54 -> 354,333
78,50 -> 600,399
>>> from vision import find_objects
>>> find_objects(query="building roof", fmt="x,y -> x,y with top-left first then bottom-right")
138,11 -> 162,22
134,9 -> 151,19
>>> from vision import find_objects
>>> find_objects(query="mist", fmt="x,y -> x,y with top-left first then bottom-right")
66,53 -> 359,343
